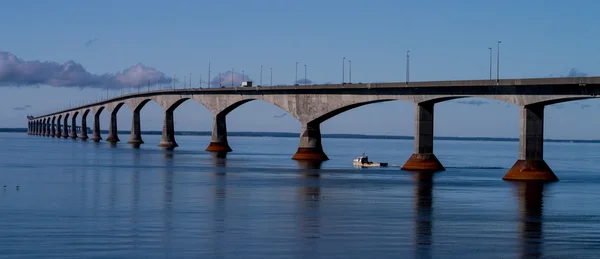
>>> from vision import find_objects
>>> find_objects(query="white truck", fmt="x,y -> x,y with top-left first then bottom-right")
241,81 -> 253,87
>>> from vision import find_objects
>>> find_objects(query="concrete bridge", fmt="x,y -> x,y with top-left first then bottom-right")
26,76 -> 600,182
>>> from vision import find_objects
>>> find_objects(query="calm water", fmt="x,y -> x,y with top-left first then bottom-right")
1,132 -> 600,258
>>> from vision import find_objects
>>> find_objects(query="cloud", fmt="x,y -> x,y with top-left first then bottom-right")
0,51 -> 173,89
457,100 -> 489,106
12,104 -> 32,111
295,78 -> 313,85
84,37 -> 99,47
210,71 -> 252,88
565,68 -> 588,77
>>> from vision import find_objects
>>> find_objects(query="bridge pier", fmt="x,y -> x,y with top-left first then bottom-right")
503,105 -> 558,182
106,112 -> 120,143
206,113 -> 232,152
402,102 -> 445,173
158,110 -> 178,149
69,115 -> 78,139
292,122 -> 329,161
41,119 -> 47,136
90,112 -> 102,142
56,118 -> 62,137
51,120 -> 56,137
78,116 -> 88,140
127,111 -> 144,145
61,116 -> 69,138
44,120 -> 50,137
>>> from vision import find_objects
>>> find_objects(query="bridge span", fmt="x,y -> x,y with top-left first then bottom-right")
26,76 -> 600,182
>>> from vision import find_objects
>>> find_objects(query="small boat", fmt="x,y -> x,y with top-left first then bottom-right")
352,153 -> 388,168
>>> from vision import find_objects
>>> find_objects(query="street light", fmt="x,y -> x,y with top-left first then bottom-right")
349,60 -> 352,83
295,62 -> 298,85
304,64 -> 307,86
260,65 -> 263,86
406,51 -> 410,84
342,57 -> 346,84
231,69 -> 234,87
488,47 -> 492,80
270,68 -> 273,86
496,41 -> 502,82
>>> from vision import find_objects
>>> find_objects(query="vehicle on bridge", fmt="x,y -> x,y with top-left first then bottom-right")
241,81 -> 253,87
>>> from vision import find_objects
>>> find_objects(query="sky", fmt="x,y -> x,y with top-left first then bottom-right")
2,0 -> 600,140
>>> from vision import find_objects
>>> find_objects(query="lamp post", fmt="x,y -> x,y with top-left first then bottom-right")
489,47 -> 492,80
295,62 -> 298,85
406,50 -> 410,84
304,64 -> 307,85
342,57 -> 346,84
496,41 -> 502,82
270,68 -> 273,86
349,60 -> 352,83
260,65 -> 263,86
231,69 -> 234,87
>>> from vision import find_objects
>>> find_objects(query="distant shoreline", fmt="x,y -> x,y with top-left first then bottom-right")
3,128 -> 599,143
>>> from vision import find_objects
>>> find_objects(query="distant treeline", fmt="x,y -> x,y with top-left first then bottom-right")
4,128 -> 600,143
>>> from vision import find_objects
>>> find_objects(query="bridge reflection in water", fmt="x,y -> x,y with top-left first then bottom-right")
513,182 -> 546,259
101,150 -> 550,257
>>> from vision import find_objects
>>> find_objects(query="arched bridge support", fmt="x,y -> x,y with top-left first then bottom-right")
61,114 -> 70,138
127,108 -> 144,145
205,113 -> 232,152
78,110 -> 89,140
106,103 -> 123,144
41,119 -> 47,136
56,116 -> 62,137
69,113 -> 78,139
45,119 -> 51,137
50,117 -> 56,137
157,109 -> 177,150
90,108 -> 103,142
292,121 -> 329,161
503,105 -> 558,182
401,102 -> 445,173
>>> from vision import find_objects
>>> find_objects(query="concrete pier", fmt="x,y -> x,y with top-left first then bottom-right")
50,118 -> 56,137
106,112 -> 120,143
42,119 -> 47,136
292,122 -> 329,161
158,110 -> 178,149
61,115 -> 69,138
402,102 -> 445,173
78,112 -> 88,140
503,105 -> 558,182
206,113 -> 232,152
127,110 -> 143,145
69,114 -> 78,139
90,111 -> 102,142
56,117 -> 62,137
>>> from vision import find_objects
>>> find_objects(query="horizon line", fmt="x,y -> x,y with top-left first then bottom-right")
4,128 -> 600,143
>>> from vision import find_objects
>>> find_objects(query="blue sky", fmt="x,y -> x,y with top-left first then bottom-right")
2,0 -> 600,139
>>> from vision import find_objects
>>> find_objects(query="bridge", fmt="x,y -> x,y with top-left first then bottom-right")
26,76 -> 600,182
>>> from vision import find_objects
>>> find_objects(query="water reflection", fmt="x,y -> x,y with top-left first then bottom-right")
296,160 -> 323,178
162,152 -> 174,258
512,182 -> 547,259
130,150 -> 141,250
412,172 -> 434,259
296,161 -> 322,257
210,151 -> 227,258
129,143 -> 141,149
